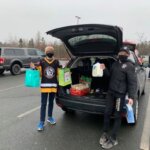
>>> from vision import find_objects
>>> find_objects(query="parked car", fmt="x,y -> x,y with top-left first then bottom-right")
47,24 -> 146,124
123,40 -> 143,64
0,47 -> 45,75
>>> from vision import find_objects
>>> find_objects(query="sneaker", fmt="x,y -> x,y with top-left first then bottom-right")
47,117 -> 56,125
99,132 -> 109,145
37,121 -> 44,131
102,137 -> 118,149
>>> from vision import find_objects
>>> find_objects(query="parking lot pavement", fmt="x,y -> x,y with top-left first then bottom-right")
0,73 -> 150,150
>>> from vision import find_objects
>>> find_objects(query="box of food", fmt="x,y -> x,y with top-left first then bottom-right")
70,83 -> 90,96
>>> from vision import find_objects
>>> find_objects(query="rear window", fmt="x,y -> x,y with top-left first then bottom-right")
68,34 -> 117,55
68,34 -> 117,47
4,49 -> 14,56
3,48 -> 25,56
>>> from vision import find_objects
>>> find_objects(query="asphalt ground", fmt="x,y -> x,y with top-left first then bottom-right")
0,71 -> 150,150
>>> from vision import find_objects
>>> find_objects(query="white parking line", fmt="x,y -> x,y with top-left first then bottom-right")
0,84 -> 24,93
140,95 -> 150,150
17,106 -> 40,118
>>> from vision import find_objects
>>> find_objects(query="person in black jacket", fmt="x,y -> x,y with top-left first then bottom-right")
99,47 -> 137,149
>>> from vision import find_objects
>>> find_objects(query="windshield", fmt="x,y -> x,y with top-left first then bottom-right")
123,43 -> 136,51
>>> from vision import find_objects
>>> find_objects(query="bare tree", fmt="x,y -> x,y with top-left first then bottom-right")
28,38 -> 34,48
35,31 -> 41,49
19,38 -> 23,47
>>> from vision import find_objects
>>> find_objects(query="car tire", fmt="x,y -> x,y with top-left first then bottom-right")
10,63 -> 21,75
0,69 -> 5,75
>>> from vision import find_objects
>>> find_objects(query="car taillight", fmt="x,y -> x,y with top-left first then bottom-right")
0,57 -> 5,64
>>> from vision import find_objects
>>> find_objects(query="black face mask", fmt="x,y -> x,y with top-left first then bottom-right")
46,53 -> 54,58
118,55 -> 128,62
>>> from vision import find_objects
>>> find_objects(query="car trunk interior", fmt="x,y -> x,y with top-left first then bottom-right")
60,56 -> 116,100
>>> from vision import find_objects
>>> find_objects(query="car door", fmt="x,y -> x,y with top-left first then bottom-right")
128,51 -> 146,93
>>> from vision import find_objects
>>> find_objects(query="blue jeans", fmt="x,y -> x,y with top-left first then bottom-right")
40,93 -> 56,122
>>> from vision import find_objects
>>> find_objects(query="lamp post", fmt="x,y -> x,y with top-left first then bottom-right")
75,16 -> 81,24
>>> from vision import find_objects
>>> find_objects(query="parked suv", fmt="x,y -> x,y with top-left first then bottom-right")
47,24 -> 146,124
0,47 -> 45,75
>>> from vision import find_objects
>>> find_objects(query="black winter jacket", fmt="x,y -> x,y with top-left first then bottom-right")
105,60 -> 137,99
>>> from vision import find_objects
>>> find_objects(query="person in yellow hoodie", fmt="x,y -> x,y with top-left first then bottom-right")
30,46 -> 60,131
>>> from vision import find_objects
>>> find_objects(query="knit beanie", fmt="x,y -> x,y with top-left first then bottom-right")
45,46 -> 54,54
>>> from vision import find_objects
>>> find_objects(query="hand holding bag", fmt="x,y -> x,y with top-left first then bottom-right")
24,69 -> 40,87
58,68 -> 72,86
126,104 -> 135,123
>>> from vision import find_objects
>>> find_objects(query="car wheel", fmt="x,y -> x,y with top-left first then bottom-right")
10,63 -> 21,75
0,69 -> 5,75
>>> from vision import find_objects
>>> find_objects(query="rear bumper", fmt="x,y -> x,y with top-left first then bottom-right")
0,65 -> 4,69
0,65 -> 10,70
56,96 -> 106,114
56,94 -> 127,114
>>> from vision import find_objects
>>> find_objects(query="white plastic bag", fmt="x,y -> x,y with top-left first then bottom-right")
126,104 -> 135,123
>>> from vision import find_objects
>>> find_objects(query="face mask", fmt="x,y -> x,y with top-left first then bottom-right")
118,55 -> 128,62
46,53 -> 54,58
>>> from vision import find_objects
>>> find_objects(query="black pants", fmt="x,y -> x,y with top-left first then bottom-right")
103,92 -> 125,139
40,93 -> 56,122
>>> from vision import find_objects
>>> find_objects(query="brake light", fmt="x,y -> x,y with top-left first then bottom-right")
0,57 -> 5,64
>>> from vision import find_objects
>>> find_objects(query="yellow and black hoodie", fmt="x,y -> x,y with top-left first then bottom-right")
36,57 -> 60,93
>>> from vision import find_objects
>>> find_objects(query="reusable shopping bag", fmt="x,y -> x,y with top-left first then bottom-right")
126,104 -> 135,123
24,69 -> 40,87
58,68 -> 72,86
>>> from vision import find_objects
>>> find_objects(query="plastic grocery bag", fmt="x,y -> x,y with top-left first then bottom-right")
126,104 -> 135,123
58,68 -> 72,86
92,63 -> 103,77
80,75 -> 92,87
24,69 -> 40,87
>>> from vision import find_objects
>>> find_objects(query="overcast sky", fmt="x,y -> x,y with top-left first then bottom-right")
0,0 -> 149,43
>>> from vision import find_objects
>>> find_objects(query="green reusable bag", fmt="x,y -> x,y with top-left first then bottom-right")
80,75 -> 92,87
24,69 -> 40,87
58,68 -> 72,86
